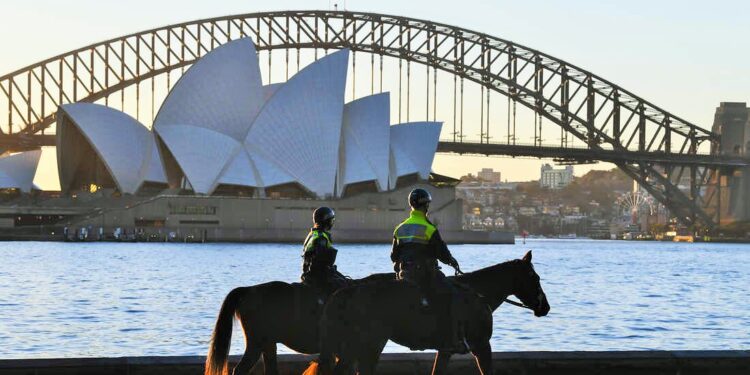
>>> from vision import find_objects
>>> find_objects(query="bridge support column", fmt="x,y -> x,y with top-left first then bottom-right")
711,102 -> 750,223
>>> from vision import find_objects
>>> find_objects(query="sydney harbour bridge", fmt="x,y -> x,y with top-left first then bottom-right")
0,10 -> 746,230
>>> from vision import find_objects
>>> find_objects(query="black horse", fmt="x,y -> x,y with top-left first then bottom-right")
307,251 -> 550,375
204,273 -> 392,375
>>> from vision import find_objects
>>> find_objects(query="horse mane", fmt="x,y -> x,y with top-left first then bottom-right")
457,259 -> 521,282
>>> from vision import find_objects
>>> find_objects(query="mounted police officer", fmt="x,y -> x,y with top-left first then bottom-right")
391,188 -> 467,352
301,207 -> 349,295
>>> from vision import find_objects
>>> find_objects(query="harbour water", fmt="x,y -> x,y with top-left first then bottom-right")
0,239 -> 748,359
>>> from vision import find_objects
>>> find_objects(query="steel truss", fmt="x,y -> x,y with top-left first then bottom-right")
0,10 -> 740,229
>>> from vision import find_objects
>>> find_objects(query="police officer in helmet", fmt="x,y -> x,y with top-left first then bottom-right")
301,207 -> 349,294
391,188 -> 465,352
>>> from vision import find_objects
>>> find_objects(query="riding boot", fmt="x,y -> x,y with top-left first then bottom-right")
433,286 -> 468,353
302,273 -> 328,305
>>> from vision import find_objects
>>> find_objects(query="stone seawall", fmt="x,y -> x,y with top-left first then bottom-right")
1,351 -> 748,374
0,228 -> 515,244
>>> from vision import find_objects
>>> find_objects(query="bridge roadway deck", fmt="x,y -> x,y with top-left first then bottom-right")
0,351 -> 748,374
438,141 -> 750,168
4,136 -> 749,168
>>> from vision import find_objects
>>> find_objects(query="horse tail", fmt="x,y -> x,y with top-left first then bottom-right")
205,287 -> 246,375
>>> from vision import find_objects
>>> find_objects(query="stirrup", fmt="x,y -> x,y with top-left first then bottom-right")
440,338 -> 470,354
461,337 -> 471,353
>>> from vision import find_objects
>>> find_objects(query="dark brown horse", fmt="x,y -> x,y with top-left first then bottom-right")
307,251 -> 550,375
204,273 -> 391,375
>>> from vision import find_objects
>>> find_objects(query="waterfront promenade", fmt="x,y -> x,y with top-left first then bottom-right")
1,351 -> 748,374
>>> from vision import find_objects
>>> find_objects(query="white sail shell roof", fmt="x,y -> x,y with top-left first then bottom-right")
245,49 -> 349,197
156,125 -> 242,194
338,93 -> 391,195
262,83 -> 284,102
244,147 -> 296,188
143,137 -> 168,184
57,103 -> 166,194
0,150 -> 42,192
154,38 -> 264,141
389,122 -> 443,189
217,148 -> 258,187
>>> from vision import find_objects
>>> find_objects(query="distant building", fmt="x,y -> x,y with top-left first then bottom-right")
518,207 -> 537,216
477,168 -> 502,184
494,217 -> 505,228
541,205 -> 560,216
539,164 -> 574,189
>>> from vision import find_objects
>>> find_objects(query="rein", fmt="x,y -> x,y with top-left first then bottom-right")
454,267 -> 535,312
502,298 -> 534,311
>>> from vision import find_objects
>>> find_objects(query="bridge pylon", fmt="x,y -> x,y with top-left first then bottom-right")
707,102 -> 750,226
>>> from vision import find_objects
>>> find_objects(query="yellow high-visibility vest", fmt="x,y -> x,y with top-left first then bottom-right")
304,230 -> 332,252
394,210 -> 436,245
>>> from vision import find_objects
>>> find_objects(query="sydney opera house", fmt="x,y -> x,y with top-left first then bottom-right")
0,39 -> 511,243
56,38 -> 441,199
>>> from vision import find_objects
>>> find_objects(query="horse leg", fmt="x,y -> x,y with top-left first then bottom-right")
470,341 -> 492,375
332,357 -> 356,375
356,339 -> 388,375
261,343 -> 278,375
332,343 -> 357,375
431,351 -> 453,375
232,341 -> 262,375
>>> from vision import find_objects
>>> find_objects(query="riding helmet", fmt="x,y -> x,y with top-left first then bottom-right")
313,206 -> 336,229
408,188 -> 432,210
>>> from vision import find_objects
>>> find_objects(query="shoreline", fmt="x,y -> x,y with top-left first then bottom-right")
0,228 -> 516,244
4,235 -> 750,244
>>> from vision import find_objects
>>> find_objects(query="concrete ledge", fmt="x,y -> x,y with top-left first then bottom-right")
0,351 -> 748,374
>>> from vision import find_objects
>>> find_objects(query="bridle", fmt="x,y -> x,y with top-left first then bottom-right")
454,266 -> 537,312
502,298 -> 535,311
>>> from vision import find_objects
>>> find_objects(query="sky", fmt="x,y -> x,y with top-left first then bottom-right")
1,0 -> 748,190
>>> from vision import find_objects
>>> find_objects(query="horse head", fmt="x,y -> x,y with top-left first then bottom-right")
512,250 -> 550,317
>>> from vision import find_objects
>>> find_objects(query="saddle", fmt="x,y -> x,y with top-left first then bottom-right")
300,270 -> 353,305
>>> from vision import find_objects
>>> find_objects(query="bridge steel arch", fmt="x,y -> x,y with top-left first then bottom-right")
0,10 -> 734,229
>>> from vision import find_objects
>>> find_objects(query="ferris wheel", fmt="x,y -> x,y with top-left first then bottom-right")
615,189 -> 655,223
